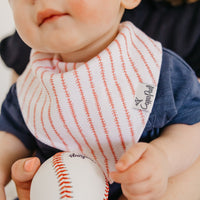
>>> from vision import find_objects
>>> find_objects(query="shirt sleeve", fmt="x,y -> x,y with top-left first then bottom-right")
148,48 -> 200,130
164,49 -> 200,125
0,84 -> 37,151
141,48 -> 200,142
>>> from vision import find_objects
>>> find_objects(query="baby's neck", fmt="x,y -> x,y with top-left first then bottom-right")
60,26 -> 119,63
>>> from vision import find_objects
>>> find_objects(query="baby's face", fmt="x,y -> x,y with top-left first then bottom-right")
9,0 -> 124,62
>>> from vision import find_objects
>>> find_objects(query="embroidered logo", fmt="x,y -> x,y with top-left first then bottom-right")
133,83 -> 157,112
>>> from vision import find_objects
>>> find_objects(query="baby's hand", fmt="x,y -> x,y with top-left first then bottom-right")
110,142 -> 170,200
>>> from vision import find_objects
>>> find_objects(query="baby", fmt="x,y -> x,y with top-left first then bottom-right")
1,0 -> 200,199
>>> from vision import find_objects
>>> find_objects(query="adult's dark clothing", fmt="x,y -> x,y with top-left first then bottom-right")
122,0 -> 200,77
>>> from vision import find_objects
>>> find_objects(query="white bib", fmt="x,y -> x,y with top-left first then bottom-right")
17,22 -> 162,182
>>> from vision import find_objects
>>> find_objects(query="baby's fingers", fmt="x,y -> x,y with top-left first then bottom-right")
115,143 -> 148,171
110,159 -> 151,184
121,179 -> 155,196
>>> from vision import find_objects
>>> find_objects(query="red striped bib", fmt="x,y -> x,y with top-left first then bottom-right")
17,22 -> 162,182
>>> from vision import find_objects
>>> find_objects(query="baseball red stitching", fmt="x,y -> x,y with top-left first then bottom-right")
52,152 -> 73,199
103,180 -> 109,200
52,152 -> 109,200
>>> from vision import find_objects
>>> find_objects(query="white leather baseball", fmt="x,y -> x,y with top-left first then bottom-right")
30,152 -> 109,200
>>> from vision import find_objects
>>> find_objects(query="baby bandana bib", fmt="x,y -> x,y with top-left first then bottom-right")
17,21 -> 162,182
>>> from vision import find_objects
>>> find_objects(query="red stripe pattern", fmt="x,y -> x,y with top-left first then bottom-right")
16,21 -> 162,182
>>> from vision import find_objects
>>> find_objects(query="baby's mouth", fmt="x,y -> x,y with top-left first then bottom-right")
37,9 -> 69,26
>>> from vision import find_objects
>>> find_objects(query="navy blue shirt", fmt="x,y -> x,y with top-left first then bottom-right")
1,48 -> 200,199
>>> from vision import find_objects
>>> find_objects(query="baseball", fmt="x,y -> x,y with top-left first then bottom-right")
30,152 -> 109,200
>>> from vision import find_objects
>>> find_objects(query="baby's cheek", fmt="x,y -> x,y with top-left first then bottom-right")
69,0 -> 104,22
70,0 -> 90,15
16,24 -> 39,49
